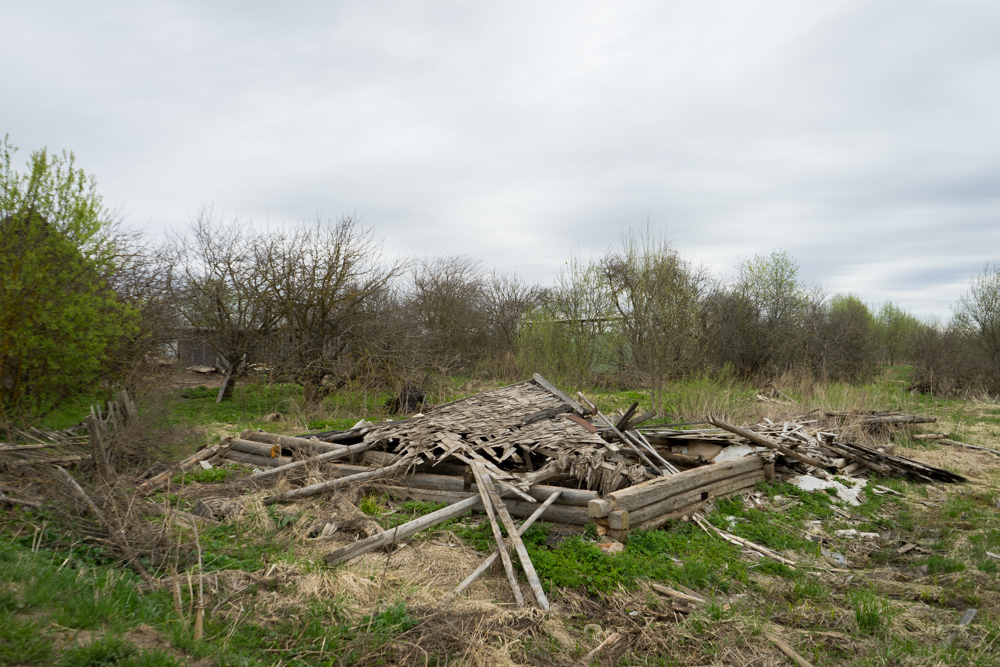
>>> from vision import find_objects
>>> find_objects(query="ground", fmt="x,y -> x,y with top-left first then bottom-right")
2,369 -> 1000,666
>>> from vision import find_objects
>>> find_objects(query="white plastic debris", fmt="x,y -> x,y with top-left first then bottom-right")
714,443 -> 768,463
788,474 -> 867,506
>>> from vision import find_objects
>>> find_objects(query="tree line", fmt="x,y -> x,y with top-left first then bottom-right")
3,137 -> 999,421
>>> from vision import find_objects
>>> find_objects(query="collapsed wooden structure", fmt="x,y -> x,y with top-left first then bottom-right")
0,376 -> 975,612
140,375 -> 965,608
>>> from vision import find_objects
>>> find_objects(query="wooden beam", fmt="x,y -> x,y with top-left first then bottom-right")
472,461 -> 548,610
467,462 -> 525,607
450,490 -> 563,598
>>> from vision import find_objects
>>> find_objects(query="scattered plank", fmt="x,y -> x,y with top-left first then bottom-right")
709,416 -> 828,470
450,489 -> 563,599
468,462 -> 525,607
472,461 -> 548,610
764,631 -> 816,667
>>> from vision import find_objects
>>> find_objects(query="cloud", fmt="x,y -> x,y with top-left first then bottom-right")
3,1 -> 999,318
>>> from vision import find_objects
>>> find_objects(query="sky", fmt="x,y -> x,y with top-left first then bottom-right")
4,1 -> 1000,319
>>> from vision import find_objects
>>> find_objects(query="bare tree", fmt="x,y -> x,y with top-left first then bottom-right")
953,264 -> 1000,374
168,208 -> 280,400
256,216 -> 404,405
601,229 -> 707,410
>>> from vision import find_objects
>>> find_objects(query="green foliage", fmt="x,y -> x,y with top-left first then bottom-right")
58,635 -> 183,667
359,494 -> 389,517
0,612 -> 55,664
0,136 -> 138,419
924,555 -> 966,574
516,255 -> 619,386
848,585 -> 893,635
520,524 -> 746,597
171,466 -> 233,485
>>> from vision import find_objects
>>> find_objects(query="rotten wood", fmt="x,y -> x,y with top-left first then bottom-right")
472,461 -> 548,610
450,489 -> 563,598
469,461 -> 526,607
708,416 -> 829,470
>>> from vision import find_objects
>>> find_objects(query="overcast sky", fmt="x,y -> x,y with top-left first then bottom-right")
5,1 -> 1000,318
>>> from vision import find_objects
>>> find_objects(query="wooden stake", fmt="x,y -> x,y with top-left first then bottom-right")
450,489 -> 563,598
469,462 -> 525,607
472,462 -> 549,610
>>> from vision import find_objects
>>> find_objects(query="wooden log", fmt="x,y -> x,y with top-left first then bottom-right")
708,417 -> 828,470
590,456 -> 763,516
136,440 -> 229,495
451,490 -> 563,598
229,439 -> 279,458
861,414 -> 936,426
939,438 -> 1000,457
263,459 -> 412,505
394,488 -> 592,525
633,499 -> 712,531
248,442 -> 376,481
469,462 -> 526,607
243,431 -> 347,454
225,451 -> 293,469
627,470 -> 763,524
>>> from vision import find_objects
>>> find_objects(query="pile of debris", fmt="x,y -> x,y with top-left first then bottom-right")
129,375 -> 968,609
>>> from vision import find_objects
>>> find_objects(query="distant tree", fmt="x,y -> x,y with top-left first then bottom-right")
257,216 -> 404,405
820,294 -> 877,381
710,250 -> 809,378
168,209 -> 280,400
953,265 -> 1000,374
517,255 -> 615,387
406,254 -> 488,371
601,229 -> 707,410
0,136 -> 138,420
874,301 -> 919,366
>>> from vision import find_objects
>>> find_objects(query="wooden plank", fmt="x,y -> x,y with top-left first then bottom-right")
450,490 -> 563,598
469,461 -> 525,607
392,488 -> 592,525
708,416 -> 828,470
136,441 -> 228,495
263,459 -> 411,505
473,462 -> 549,610
325,494 -> 484,567
532,374 -> 585,414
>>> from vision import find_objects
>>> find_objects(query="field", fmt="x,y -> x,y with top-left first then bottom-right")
2,369 -> 1000,666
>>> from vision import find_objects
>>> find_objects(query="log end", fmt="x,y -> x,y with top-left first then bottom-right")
588,498 -> 612,518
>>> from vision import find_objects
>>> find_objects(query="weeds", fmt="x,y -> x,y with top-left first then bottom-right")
849,585 -> 893,635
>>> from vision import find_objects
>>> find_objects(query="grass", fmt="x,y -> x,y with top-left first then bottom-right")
9,368 -> 1000,665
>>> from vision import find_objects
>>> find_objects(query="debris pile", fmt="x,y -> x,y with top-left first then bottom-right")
1,376 -> 974,613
